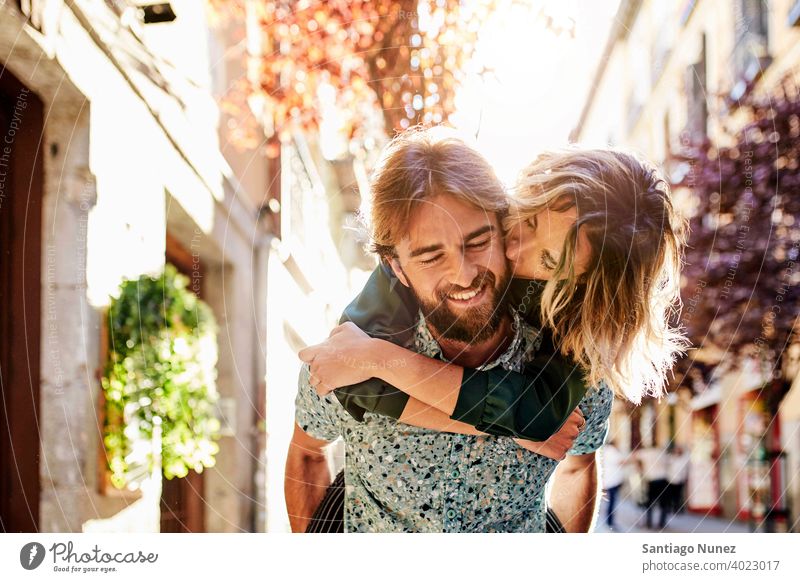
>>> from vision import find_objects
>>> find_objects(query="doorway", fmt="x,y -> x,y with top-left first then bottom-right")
158,232 -> 207,532
0,65 -> 44,532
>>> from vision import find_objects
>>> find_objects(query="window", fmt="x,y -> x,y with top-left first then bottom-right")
651,0 -> 677,85
686,34 -> 708,138
732,0 -> 771,88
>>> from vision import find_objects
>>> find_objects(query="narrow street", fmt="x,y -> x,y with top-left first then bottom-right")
2,0 -> 799,546
594,499 -> 750,533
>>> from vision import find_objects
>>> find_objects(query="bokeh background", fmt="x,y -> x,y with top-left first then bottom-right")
1,0 -> 798,533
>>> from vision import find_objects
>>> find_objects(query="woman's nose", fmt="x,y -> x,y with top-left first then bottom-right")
505,233 -> 520,261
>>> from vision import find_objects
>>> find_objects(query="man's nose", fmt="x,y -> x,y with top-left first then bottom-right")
446,256 -> 479,289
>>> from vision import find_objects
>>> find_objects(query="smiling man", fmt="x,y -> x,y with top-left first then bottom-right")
386,192 -> 511,359
400,219 -> 509,346
286,129 -> 612,533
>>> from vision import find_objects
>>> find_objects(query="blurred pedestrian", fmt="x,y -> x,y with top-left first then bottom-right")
666,444 -> 691,515
601,440 -> 627,530
636,444 -> 670,529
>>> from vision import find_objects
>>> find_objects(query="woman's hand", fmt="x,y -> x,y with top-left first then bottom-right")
513,408 -> 585,461
298,322 -> 382,396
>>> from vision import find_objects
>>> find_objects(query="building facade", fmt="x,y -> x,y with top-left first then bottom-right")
572,0 -> 800,530
1,0 -> 273,532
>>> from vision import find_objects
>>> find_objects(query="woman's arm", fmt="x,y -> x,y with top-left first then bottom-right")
315,262 -> 588,440
398,397 -> 483,435
299,322 -> 588,441
341,336 -> 464,415
348,392 -> 584,461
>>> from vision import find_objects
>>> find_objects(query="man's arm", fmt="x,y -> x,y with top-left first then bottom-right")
549,452 -> 600,532
548,380 -> 614,532
285,422 -> 333,533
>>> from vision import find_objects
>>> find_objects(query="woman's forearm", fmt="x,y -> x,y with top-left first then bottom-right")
398,396 -> 483,435
369,338 -> 464,415
305,321 -> 588,441
397,397 -> 576,462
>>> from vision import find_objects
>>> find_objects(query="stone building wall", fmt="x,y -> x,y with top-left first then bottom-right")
1,0 -> 268,532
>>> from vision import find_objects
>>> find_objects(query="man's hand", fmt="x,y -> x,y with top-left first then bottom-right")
514,408 -> 585,461
298,322 -> 379,395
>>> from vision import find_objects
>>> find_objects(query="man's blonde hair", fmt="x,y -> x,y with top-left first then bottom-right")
369,127 -> 508,258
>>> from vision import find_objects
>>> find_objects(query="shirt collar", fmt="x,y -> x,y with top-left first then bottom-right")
414,308 -> 526,371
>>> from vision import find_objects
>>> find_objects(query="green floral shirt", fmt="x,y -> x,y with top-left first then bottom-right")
294,310 -> 613,532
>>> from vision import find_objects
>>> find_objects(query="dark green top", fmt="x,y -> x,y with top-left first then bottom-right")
334,262 -> 589,441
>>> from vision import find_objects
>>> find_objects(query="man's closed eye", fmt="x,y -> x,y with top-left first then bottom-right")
466,238 -> 491,250
419,254 -> 443,266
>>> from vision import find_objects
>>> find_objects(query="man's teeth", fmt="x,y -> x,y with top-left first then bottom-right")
448,285 -> 483,301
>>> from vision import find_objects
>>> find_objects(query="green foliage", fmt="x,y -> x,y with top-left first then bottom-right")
101,264 -> 220,488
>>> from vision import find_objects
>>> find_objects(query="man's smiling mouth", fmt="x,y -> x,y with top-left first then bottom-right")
445,282 -> 488,305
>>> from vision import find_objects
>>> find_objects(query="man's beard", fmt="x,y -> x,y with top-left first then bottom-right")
410,268 -> 510,345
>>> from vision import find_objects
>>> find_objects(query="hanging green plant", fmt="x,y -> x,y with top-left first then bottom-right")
101,264 -> 220,489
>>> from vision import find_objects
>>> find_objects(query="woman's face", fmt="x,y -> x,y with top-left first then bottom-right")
504,206 -> 593,280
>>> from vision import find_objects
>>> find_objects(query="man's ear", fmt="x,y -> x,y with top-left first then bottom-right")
387,257 -> 410,287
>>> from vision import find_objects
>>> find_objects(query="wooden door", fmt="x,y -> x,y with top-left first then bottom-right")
159,233 -> 207,532
0,66 -> 44,532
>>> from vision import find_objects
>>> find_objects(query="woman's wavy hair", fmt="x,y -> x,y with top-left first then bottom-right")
507,147 -> 689,404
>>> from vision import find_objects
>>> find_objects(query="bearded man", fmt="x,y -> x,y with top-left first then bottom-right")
286,129 -> 612,532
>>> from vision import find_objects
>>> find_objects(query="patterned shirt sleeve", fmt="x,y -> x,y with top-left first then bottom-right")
567,381 -> 614,456
294,363 -> 346,442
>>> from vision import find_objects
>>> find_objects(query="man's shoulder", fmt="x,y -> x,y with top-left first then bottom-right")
509,310 -> 545,362
516,315 -> 543,344
579,379 -> 614,409
294,363 -> 348,441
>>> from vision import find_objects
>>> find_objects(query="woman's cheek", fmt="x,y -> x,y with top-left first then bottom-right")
506,235 -> 536,278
